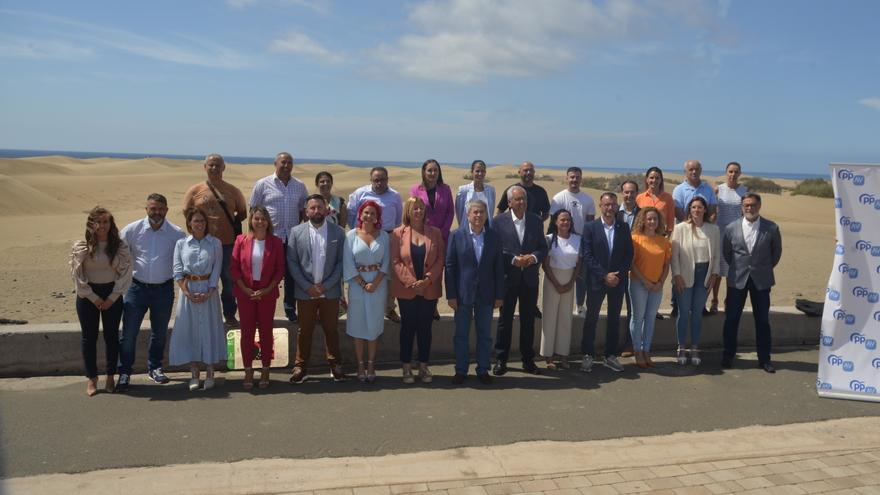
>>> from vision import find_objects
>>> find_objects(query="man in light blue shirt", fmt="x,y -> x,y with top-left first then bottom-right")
117,193 -> 185,392
346,167 -> 404,321
672,160 -> 717,222
250,152 -> 308,321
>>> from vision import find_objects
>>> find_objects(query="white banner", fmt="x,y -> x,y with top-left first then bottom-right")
818,163 -> 880,402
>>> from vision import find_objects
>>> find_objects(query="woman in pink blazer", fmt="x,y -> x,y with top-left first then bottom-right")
390,197 -> 445,384
409,159 -> 455,246
231,205 -> 286,390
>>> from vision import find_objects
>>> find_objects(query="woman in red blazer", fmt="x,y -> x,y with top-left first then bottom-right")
231,205 -> 285,390
390,197 -> 445,384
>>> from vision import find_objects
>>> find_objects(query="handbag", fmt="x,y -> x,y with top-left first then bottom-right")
205,180 -> 243,236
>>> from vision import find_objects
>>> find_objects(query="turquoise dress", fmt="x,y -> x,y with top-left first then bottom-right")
169,234 -> 227,365
343,229 -> 390,341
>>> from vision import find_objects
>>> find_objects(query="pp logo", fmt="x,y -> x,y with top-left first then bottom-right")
840,216 -> 852,227
868,340 -> 878,350
833,309 -> 857,325
818,381 -> 833,390
873,358 -> 880,369
835,197 -> 842,208
838,169 -> 855,180
854,175 -> 866,186
821,335 -> 834,346
849,380 -> 876,393
850,333 -> 867,344
850,222 -> 862,233
828,355 -> 855,372
875,202 -> 880,211
873,246 -> 880,257
874,311 -> 880,322
827,288 -> 840,301
861,194 -> 877,205
870,293 -> 880,304
852,286 -> 870,298
855,240 -> 872,252
836,244 -> 846,255
849,268 -> 859,279
838,263 -> 850,274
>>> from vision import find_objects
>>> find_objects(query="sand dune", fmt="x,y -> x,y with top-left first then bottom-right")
0,156 -> 834,324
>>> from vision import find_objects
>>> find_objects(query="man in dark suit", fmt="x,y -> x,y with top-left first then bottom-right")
446,199 -> 505,384
616,180 -> 641,357
580,192 -> 633,373
287,194 -> 347,383
492,186 -> 548,375
721,192 -> 782,373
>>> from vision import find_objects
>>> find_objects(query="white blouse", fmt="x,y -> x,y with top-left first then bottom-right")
546,234 -> 581,270
251,239 -> 265,281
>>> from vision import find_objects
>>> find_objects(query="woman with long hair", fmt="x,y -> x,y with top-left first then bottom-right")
343,200 -> 390,382
670,196 -> 720,366
169,208 -> 227,391
636,166 -> 675,234
628,207 -> 671,368
539,209 -> 581,370
390,197 -> 445,383
231,205 -> 286,390
455,159 -> 496,227
70,206 -> 132,396
410,159 -> 455,245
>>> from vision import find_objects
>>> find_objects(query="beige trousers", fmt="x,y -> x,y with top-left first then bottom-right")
540,266 -> 576,357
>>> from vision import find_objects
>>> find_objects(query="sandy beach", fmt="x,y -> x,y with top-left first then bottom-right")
0,156 -> 834,324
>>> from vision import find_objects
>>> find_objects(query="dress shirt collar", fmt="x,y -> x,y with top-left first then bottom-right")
309,220 -> 328,235
510,208 -> 525,223
468,223 -> 484,237
742,216 -> 761,229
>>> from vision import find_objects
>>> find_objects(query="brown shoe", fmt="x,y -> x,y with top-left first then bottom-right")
243,368 -> 254,390
104,374 -> 115,393
620,346 -> 635,358
289,366 -> 307,384
258,367 -> 270,389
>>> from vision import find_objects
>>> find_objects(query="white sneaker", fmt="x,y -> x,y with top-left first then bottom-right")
188,378 -> 200,391
580,355 -> 594,373
604,355 -> 624,372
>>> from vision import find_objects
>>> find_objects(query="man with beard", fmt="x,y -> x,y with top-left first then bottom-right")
287,194 -> 347,383
117,193 -> 185,391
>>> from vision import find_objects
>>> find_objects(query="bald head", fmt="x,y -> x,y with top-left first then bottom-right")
684,160 -> 702,186
518,161 -> 535,186
204,153 -> 226,181
274,152 -> 294,183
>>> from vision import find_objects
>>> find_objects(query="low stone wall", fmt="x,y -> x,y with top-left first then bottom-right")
0,307 -> 818,377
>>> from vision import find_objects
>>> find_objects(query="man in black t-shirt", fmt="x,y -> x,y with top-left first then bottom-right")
497,161 -> 550,222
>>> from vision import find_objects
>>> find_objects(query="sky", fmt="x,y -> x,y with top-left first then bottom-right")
0,0 -> 878,174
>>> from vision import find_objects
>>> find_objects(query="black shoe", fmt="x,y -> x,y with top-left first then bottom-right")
478,373 -> 493,385
148,368 -> 170,384
655,313 -> 666,320
760,362 -> 776,374
492,362 -> 508,376
721,357 -> 733,369
522,360 -> 541,375
535,307 -> 542,319
452,373 -> 466,385
670,308 -> 678,318
285,311 -> 298,323
115,373 -> 130,393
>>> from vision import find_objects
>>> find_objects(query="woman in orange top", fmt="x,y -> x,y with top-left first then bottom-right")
636,166 -> 675,234
628,207 -> 671,368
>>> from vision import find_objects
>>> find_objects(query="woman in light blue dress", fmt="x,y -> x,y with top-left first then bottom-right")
169,208 -> 227,391
343,200 -> 390,383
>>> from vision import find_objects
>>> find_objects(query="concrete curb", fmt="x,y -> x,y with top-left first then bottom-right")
0,307 -> 818,376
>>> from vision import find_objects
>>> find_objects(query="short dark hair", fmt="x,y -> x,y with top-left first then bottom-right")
600,191 -> 617,202
726,161 -> 742,171
183,207 -> 209,235
620,180 -> 639,192
370,166 -> 389,177
743,192 -> 762,204
566,167 -> 582,175
146,193 -> 167,205
305,193 -> 326,204
315,171 -> 333,186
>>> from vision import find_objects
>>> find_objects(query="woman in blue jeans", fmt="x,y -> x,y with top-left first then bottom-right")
628,207 -> 671,369
670,197 -> 720,366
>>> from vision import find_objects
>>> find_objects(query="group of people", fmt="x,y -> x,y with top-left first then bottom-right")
70,154 -> 782,396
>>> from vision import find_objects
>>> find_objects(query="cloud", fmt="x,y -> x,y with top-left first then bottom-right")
0,36 -> 94,60
859,97 -> 880,111
0,9 -> 251,69
269,32 -> 344,63
372,0 -> 730,84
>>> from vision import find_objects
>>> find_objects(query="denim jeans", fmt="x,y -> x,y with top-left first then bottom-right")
453,303 -> 494,376
220,244 -> 237,319
676,262 -> 709,348
119,280 -> 174,374
629,279 -> 663,353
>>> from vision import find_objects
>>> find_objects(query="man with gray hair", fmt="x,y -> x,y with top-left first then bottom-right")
492,185 -> 547,375
182,153 -> 248,325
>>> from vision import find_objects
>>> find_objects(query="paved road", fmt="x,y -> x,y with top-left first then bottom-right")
2,346 -> 877,479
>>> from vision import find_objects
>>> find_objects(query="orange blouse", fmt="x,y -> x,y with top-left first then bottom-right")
630,233 -> 672,284
636,190 -> 675,233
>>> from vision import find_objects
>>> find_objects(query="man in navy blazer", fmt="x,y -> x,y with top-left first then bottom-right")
287,194 -> 347,383
580,192 -> 633,373
721,192 -> 782,373
492,186 -> 548,376
445,199 -> 504,384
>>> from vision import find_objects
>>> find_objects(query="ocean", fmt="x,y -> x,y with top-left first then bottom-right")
0,148 -> 829,181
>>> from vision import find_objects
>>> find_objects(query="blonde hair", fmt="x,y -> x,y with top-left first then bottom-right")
401,196 -> 426,227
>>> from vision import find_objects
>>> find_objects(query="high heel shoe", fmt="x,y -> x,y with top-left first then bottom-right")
258,367 -> 270,389
635,351 -> 648,369
104,374 -> 115,393
645,352 -> 656,368
87,377 -> 98,397
243,368 -> 254,390
366,360 -> 376,383
357,361 -> 367,382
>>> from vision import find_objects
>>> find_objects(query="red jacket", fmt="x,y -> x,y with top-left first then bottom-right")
230,233 -> 285,300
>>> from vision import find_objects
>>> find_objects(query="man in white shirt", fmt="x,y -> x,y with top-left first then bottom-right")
287,194 -> 347,383
250,152 -> 309,322
117,193 -> 185,392
550,167 -> 595,314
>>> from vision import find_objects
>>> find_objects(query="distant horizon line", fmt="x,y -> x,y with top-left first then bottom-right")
0,147 -> 831,181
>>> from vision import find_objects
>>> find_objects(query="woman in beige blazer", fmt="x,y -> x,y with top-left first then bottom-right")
670,196 -> 720,366
390,197 -> 445,384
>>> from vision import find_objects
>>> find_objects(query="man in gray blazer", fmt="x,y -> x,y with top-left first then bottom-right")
287,194 -> 347,383
721,192 -> 782,373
